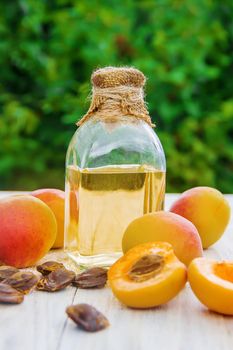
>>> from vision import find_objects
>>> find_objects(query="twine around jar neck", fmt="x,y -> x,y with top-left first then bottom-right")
77,67 -> 154,127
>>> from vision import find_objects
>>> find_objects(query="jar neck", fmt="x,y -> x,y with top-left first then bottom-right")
77,85 -> 153,127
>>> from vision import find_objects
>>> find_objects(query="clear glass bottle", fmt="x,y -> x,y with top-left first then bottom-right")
64,67 -> 166,267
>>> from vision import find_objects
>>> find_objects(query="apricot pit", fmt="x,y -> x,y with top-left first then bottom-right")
128,254 -> 165,282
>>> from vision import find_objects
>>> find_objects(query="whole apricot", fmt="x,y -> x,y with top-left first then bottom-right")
109,242 -> 187,308
122,211 -> 202,266
170,187 -> 230,248
31,188 -> 65,248
188,257 -> 233,315
0,195 -> 57,268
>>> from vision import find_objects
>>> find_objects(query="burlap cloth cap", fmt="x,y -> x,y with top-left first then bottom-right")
77,67 -> 154,127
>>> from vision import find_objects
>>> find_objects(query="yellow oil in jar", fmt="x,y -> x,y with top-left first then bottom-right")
64,164 -> 165,266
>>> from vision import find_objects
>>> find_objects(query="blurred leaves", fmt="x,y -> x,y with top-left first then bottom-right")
0,0 -> 232,192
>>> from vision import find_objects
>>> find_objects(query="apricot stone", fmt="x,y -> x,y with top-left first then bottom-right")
31,189 -> 65,248
170,187 -> 231,248
122,211 -> 203,266
0,195 -> 57,268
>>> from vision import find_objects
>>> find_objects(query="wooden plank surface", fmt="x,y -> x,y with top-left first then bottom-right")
0,193 -> 232,350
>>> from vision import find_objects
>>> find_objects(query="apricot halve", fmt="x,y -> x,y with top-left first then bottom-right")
188,258 -> 233,315
108,242 -> 187,309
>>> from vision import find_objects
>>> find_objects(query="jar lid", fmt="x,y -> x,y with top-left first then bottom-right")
77,66 -> 154,127
92,67 -> 146,88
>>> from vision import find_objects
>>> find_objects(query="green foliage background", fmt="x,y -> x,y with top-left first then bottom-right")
0,0 -> 233,192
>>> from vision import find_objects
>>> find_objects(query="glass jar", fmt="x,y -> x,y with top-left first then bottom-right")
64,67 -> 166,267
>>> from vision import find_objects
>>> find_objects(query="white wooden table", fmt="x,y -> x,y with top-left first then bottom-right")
0,193 -> 233,350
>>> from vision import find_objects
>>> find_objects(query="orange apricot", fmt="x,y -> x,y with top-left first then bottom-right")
0,195 -> 57,268
122,211 -> 203,266
108,242 -> 187,309
170,187 -> 231,248
188,257 -> 233,315
32,188 -> 65,248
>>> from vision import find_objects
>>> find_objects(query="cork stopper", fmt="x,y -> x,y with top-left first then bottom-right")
92,67 -> 146,88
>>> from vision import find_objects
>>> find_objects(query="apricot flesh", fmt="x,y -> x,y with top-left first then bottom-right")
32,188 -> 65,248
122,211 -> 203,266
188,258 -> 233,315
108,242 -> 187,309
170,187 -> 230,248
0,195 -> 57,268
